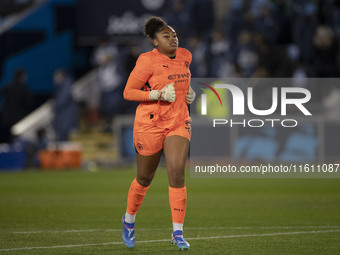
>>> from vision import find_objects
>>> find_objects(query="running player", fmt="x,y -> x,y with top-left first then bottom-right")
122,16 -> 196,250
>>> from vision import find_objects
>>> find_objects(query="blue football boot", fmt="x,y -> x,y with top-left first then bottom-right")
122,215 -> 135,248
171,230 -> 190,250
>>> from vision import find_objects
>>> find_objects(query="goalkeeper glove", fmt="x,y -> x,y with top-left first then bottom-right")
149,82 -> 176,102
185,86 -> 196,104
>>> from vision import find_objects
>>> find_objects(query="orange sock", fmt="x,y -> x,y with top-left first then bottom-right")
126,178 -> 150,215
169,186 -> 187,224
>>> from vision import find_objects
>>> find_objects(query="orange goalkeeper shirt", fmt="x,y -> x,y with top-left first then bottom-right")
124,47 -> 192,129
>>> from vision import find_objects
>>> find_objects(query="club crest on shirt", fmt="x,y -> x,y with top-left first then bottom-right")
184,61 -> 189,68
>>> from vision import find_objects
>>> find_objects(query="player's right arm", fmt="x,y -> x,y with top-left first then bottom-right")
123,54 -> 175,102
123,54 -> 152,102
123,76 -> 175,102
123,75 -> 151,101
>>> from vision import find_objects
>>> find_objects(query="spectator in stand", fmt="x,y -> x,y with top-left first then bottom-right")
292,2 -> 318,64
255,2 -> 279,44
187,0 -> 214,38
313,25 -> 339,77
120,44 -> 141,115
185,35 -> 209,77
236,30 -> 259,77
224,0 -> 252,63
0,68 -> 33,143
209,30 -> 231,77
318,0 -> 340,39
52,69 -> 77,142
93,38 -> 125,132
124,44 -> 142,74
163,0 -> 190,40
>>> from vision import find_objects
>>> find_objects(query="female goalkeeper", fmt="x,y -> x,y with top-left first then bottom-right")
122,16 -> 196,250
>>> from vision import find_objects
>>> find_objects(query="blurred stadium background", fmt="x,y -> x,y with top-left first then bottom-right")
0,1 -> 340,254
0,0 -> 340,170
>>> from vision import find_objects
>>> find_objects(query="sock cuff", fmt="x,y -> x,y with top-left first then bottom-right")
133,178 -> 150,192
169,186 -> 186,193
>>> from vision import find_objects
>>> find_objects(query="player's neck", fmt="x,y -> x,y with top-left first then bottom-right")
156,47 -> 176,58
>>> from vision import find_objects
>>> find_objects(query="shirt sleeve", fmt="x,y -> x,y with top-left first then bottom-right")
182,48 -> 192,66
123,75 -> 150,102
130,54 -> 153,82
188,51 -> 192,66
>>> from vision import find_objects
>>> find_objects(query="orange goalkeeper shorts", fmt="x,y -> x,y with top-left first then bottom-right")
133,119 -> 191,156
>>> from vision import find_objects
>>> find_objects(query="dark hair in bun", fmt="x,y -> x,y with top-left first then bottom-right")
144,16 -> 167,39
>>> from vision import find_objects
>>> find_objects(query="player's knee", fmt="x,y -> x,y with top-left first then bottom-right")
167,164 -> 185,187
169,173 -> 185,188
136,175 -> 153,187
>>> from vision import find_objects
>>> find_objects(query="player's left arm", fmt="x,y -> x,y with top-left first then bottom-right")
184,49 -> 195,104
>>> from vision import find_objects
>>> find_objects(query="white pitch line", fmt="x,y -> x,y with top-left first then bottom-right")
185,229 -> 340,241
11,229 -> 122,234
0,229 -> 339,252
8,225 -> 340,235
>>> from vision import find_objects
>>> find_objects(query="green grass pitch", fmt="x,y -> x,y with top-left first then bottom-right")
0,168 -> 339,254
